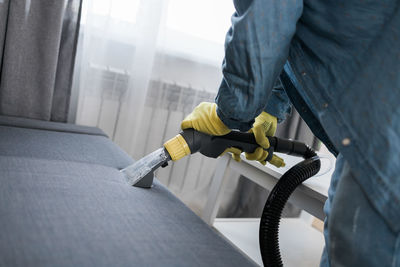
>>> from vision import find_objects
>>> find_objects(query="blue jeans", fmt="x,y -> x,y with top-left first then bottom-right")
320,155 -> 400,267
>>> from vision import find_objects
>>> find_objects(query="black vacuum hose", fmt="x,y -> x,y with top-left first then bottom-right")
259,146 -> 321,267
177,129 -> 321,266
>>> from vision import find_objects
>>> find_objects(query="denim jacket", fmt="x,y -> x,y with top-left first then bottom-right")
215,0 -> 400,232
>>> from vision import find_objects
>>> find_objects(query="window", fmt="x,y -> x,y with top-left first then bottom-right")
166,0 -> 234,44
162,0 -> 235,65
81,0 -> 140,24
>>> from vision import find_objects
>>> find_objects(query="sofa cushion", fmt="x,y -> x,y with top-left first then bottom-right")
0,115 -> 107,137
0,125 -> 132,169
0,117 -> 256,266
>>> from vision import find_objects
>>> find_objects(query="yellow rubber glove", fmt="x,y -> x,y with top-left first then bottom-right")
221,147 -> 242,162
181,102 -> 241,161
245,112 -> 285,168
181,102 -> 230,136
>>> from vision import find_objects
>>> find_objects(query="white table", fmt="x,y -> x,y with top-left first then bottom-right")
213,218 -> 325,267
202,152 -> 335,225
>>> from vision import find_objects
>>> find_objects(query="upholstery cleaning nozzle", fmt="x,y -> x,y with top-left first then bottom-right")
123,128 -> 312,188
163,128 -> 311,162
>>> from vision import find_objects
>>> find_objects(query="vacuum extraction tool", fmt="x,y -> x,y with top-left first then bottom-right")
121,128 -> 307,188
121,128 -> 320,267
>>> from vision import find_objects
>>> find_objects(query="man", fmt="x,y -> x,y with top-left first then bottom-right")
181,0 -> 400,266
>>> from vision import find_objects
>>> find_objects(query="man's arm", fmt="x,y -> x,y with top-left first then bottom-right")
265,78 -> 292,123
215,0 -> 302,131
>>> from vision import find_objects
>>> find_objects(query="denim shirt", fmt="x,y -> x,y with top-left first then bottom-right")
215,0 -> 400,232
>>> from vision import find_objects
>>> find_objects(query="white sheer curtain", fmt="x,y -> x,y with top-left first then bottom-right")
72,0 -> 234,214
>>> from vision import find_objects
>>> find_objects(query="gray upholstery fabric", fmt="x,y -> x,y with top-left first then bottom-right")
0,119 -> 256,266
0,0 -> 81,122
0,125 -> 131,169
0,115 -> 107,137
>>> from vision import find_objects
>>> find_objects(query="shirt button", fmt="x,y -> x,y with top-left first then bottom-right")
342,138 -> 351,146
301,72 -> 307,76
323,103 -> 328,108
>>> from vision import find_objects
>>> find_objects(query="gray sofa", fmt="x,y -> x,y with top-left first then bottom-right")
0,115 -> 256,266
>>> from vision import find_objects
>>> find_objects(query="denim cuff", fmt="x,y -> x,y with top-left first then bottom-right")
216,107 -> 254,132
264,82 -> 292,123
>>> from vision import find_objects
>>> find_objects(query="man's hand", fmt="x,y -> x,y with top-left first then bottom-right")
181,103 -> 284,166
181,102 -> 241,161
181,102 -> 230,136
245,112 -> 285,167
